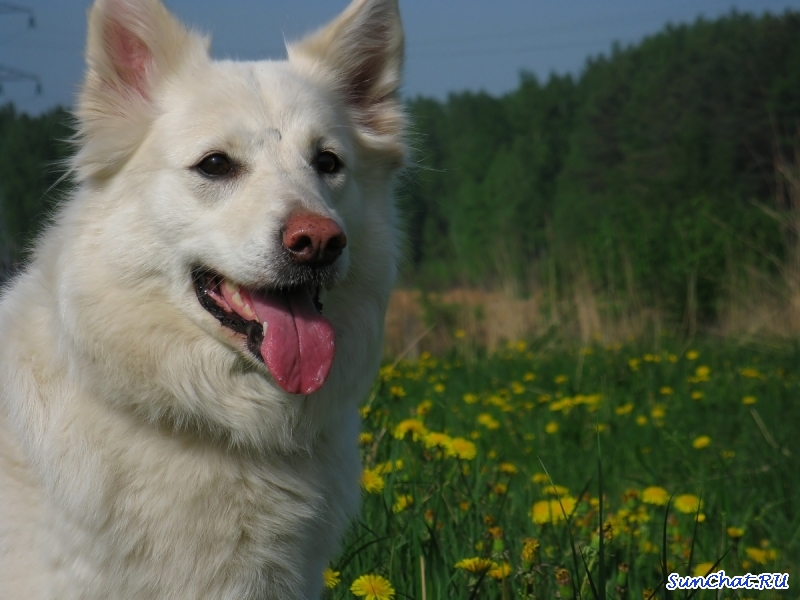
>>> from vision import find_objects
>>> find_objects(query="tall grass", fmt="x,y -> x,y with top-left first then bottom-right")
329,339 -> 798,598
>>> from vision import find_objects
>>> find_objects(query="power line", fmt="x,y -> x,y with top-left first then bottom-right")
0,2 -> 34,26
0,2 -> 40,95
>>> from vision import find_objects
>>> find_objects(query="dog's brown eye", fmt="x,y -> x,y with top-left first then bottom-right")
196,153 -> 234,177
315,151 -> 342,175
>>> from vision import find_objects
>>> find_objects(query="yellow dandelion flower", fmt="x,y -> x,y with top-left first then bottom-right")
642,486 -> 670,506
462,393 -> 479,404
727,527 -> 745,539
615,403 -> 634,415
511,381 -> 525,394
455,557 -> 495,573
692,435 -> 711,449
350,573 -> 395,600
358,432 -> 373,445
691,391 -> 704,400
416,399 -> 433,416
692,563 -> 715,577
521,538 -> 540,563
498,462 -> 518,474
446,437 -> 477,460
745,547 -> 777,564
531,497 -> 577,524
541,484 -> 570,497
523,372 -> 536,382
742,396 -> 757,405
668,354 -> 678,362
636,415 -> 648,426
538,393 -> 552,403
454,328 -> 466,339
359,405 -> 371,418
378,365 -> 396,381
549,398 -> 573,412
721,449 -> 735,459
628,358 -> 641,371
423,431 -> 452,450
516,340 -> 527,352
477,413 -> 500,430
389,385 -> 406,398
545,421 -> 559,434
651,406 -> 666,419
393,418 -> 427,440
489,562 -> 512,580
459,501 -> 470,511
644,353 -> 655,362
374,461 -> 394,475
361,468 -> 385,494
554,374 -> 568,384
433,383 -> 446,393
392,494 -> 413,513
673,494 -> 701,514
739,367 -> 764,379
686,350 -> 699,360
659,386 -> 674,395
531,473 -> 549,484
488,449 -> 497,459
323,568 -> 340,589
493,483 -> 508,495
595,423 -> 608,433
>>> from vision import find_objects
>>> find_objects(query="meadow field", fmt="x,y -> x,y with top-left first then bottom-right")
327,338 -> 798,599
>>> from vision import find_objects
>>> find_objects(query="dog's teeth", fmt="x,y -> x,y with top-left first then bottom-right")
262,321 -> 268,336
231,291 -> 244,307
222,280 -> 241,295
242,303 -> 255,318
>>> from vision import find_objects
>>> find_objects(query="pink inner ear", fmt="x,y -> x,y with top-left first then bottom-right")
108,21 -> 151,98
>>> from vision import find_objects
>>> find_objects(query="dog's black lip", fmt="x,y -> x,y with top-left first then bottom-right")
191,267 -> 324,362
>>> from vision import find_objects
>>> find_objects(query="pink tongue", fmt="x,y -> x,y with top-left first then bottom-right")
220,284 -> 335,395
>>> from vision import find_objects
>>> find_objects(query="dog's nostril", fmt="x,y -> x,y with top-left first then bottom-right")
323,233 -> 347,257
288,234 -> 314,254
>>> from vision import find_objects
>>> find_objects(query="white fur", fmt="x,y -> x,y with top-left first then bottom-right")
0,0 -> 404,597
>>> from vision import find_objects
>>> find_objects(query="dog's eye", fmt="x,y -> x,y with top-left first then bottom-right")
314,151 -> 342,175
196,153 -> 234,177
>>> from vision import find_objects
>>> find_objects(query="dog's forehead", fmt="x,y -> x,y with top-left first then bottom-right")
165,59 -> 343,141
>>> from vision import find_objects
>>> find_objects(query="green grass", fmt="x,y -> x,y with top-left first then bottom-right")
329,338 -> 799,599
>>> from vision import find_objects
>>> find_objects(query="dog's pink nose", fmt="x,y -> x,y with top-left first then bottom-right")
282,213 -> 347,267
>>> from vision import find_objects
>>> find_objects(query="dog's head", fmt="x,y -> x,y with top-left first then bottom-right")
67,0 -> 404,406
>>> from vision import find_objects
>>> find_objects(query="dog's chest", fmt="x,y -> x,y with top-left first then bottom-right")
42,424 -> 357,599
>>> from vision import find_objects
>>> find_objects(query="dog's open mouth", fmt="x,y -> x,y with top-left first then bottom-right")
193,268 -> 335,395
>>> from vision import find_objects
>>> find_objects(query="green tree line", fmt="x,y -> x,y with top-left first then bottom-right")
401,10 -> 800,321
1,10 -> 800,323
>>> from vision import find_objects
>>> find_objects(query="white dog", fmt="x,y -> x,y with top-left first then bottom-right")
0,0 -> 404,597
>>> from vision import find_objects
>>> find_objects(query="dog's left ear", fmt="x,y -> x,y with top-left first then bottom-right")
288,0 -> 404,140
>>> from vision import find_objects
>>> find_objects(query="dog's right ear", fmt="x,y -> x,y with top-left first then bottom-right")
75,0 -> 209,179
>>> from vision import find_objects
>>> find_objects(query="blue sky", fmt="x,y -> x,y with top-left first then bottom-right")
1,0 -> 798,115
